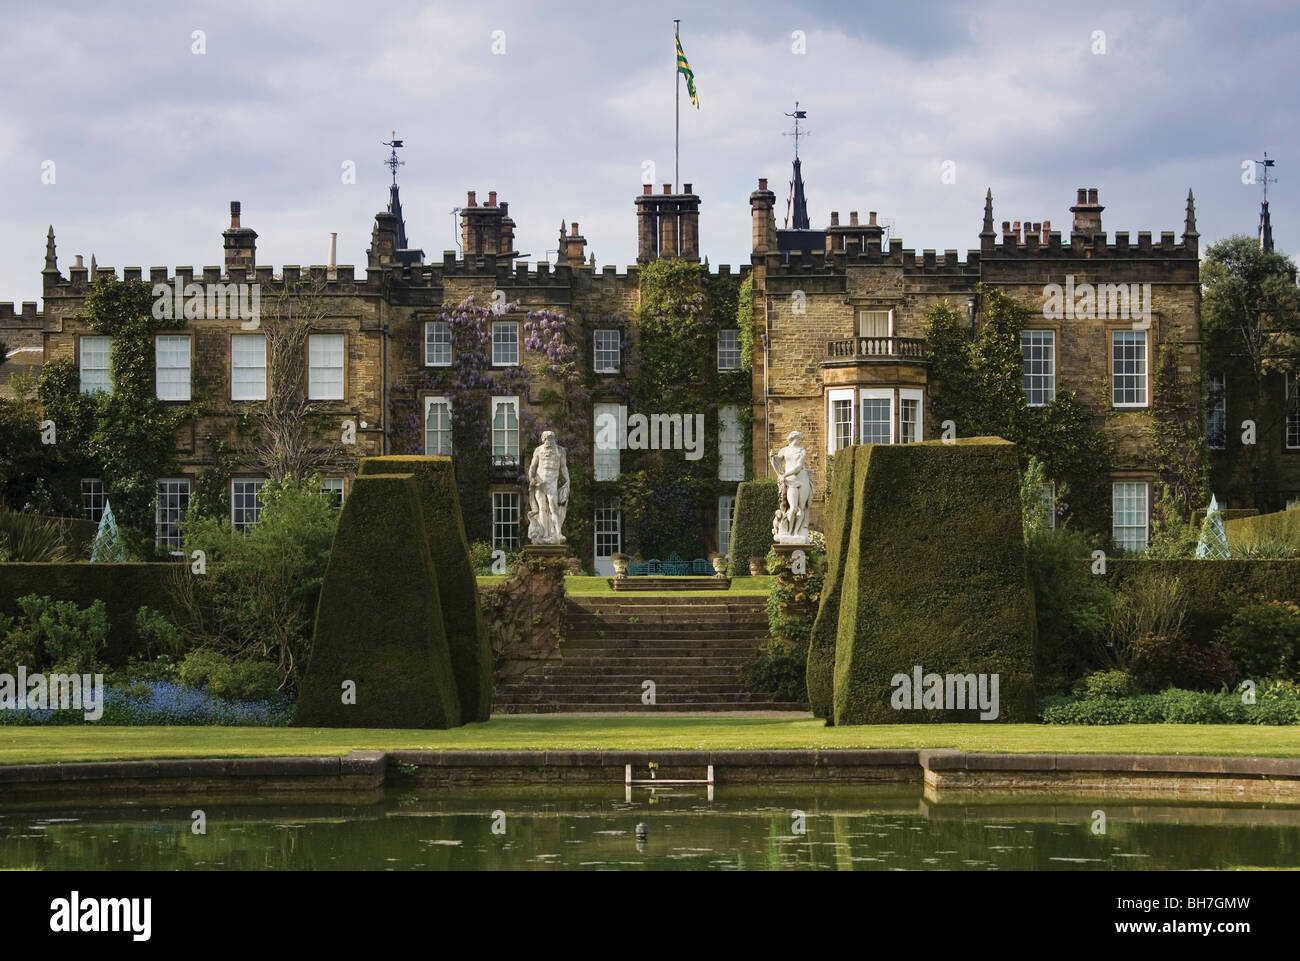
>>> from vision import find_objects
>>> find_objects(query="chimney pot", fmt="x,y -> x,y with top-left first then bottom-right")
1077,188 -> 1087,204
643,184 -> 652,195
683,183 -> 692,194
830,211 -> 840,226
488,190 -> 497,207
663,183 -> 672,195
1002,221 -> 1011,233
758,178 -> 768,191
467,191 -> 477,207
73,254 -> 83,268
868,211 -> 877,226
1041,219 -> 1051,243
850,211 -> 859,225
1088,187 -> 1099,204
230,201 -> 241,228
570,222 -> 579,236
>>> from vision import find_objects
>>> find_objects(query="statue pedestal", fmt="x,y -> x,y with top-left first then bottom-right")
523,544 -> 569,560
771,542 -> 812,583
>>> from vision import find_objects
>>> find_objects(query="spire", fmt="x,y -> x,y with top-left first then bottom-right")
1260,200 -> 1274,253
981,189 -> 995,237
387,182 -> 409,252
783,102 -> 810,230
1184,188 -> 1198,237
43,226 -> 57,273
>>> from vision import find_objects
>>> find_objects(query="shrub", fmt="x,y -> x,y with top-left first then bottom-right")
1108,559 -> 1300,648
726,479 -> 778,577
1040,685 -> 1300,725
1128,633 -> 1236,692
468,540 -> 495,574
170,477 -> 338,696
0,507 -> 68,562
178,649 -> 231,689
0,680 -> 294,727
1217,598 -> 1300,682
0,594 -> 108,674
134,606 -> 185,658
741,639 -> 808,702
1025,526 -> 1114,694
1099,573 -> 1187,670
209,659 -> 281,701
0,563 -> 179,665
1234,537 -> 1300,559
1073,670 -> 1138,700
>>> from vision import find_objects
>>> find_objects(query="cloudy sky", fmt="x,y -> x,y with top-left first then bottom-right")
1,0 -> 1296,305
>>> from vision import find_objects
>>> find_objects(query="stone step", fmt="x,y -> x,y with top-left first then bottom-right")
554,656 -> 756,669
567,611 -> 767,624
493,690 -> 788,705
565,631 -> 766,643
497,685 -> 753,698
609,577 -> 733,591
494,702 -> 810,713
561,645 -> 762,657
565,597 -> 765,611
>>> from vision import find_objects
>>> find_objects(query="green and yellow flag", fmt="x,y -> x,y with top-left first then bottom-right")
676,28 -> 699,108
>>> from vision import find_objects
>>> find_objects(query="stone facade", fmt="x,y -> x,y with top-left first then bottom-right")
750,183 -> 1204,544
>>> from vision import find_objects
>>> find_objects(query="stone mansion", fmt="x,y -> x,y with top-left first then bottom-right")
1,158 -> 1248,569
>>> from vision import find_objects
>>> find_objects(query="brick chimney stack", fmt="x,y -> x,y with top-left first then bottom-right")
558,221 -> 587,267
636,182 -> 701,262
460,190 -> 518,258
223,201 -> 257,276
1070,187 -> 1104,235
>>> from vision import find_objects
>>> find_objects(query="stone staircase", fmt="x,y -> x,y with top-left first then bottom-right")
493,595 -> 810,713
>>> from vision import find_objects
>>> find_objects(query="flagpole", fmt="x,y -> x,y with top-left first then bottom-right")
674,19 -> 680,192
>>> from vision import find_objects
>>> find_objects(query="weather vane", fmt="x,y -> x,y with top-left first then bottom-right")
1254,151 -> 1277,205
383,131 -> 405,186
783,102 -> 809,159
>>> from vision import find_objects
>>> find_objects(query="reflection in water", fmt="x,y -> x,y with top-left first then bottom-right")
2,785 -> 1299,871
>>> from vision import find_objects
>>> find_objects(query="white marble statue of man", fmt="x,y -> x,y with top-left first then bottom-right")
527,430 -> 570,545
770,430 -> 813,544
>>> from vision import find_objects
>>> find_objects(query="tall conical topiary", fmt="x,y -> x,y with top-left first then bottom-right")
1196,494 -> 1231,560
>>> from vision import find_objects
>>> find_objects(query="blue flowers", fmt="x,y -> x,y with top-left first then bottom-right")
0,680 -> 293,727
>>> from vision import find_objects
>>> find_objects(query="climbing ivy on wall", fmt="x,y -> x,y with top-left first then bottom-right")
616,261 -> 750,558
389,297 -> 593,553
36,278 -> 192,554
1148,341 -> 1209,520
923,283 -> 1113,538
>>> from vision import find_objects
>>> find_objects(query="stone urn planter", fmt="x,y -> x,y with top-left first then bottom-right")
565,556 -> 583,575
611,553 -> 630,579
709,553 -> 727,578
748,556 -> 766,576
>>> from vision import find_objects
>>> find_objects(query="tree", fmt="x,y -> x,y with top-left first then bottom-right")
1202,236 -> 1300,507
239,278 -> 358,484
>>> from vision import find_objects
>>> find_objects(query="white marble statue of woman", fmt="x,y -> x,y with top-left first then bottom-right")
770,430 -> 813,544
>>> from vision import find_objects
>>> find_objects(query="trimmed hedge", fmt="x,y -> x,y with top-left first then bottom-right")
359,455 -> 492,722
1225,509 -> 1300,551
1108,558 -> 1300,648
0,562 -> 180,664
726,478 -> 778,577
829,438 -> 1037,724
295,473 -> 462,729
1192,507 -> 1257,527
806,448 -> 857,718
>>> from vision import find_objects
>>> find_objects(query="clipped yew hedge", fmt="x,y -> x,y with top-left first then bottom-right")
829,438 -> 1037,724
1108,558 -> 1300,648
295,473 -> 462,729
727,478 -> 778,576
358,455 -> 492,722
806,448 -> 857,719
1225,509 -> 1300,551
0,562 -> 180,664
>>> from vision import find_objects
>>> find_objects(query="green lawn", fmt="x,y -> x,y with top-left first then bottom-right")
4,717 -> 1300,765
476,575 -> 774,596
